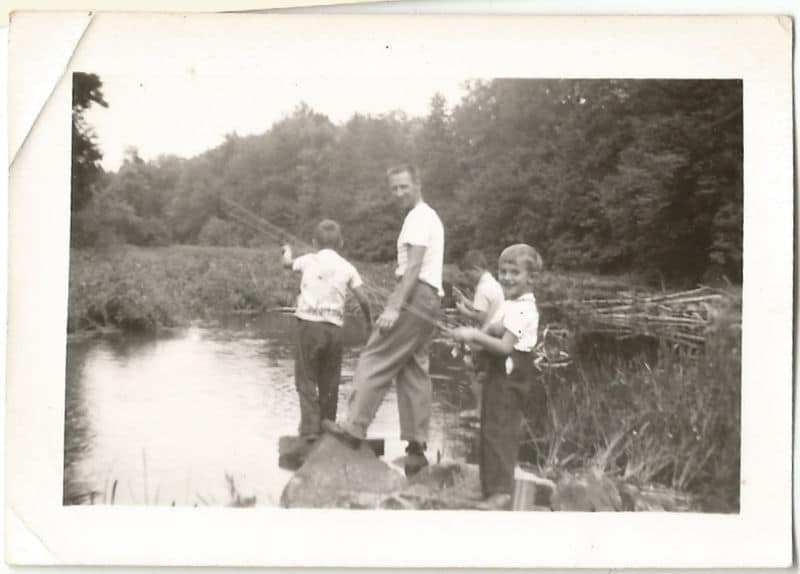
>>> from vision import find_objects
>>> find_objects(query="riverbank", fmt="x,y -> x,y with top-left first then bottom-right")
67,244 -> 395,334
67,245 -> 741,511
67,245 -> 646,335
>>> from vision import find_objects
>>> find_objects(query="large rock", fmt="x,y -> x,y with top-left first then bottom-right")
280,434 -> 405,508
278,435 -> 385,471
373,462 -> 485,510
551,471 -> 623,511
549,471 -> 697,512
618,483 -> 695,512
281,444 -> 488,510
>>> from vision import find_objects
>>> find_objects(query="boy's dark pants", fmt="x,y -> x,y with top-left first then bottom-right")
479,350 -> 536,497
294,318 -> 343,437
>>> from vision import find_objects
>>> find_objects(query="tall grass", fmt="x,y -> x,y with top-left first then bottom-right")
521,301 -> 741,512
68,245 -> 397,334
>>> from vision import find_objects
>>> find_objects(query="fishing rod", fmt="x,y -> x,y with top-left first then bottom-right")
220,198 -> 394,312
218,196 -> 463,334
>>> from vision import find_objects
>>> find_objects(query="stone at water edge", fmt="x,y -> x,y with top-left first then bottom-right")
550,472 -> 623,511
407,461 -> 464,489
278,435 -> 386,471
279,435 -> 385,458
618,483 -> 696,512
280,434 -> 406,508
376,462 -> 485,510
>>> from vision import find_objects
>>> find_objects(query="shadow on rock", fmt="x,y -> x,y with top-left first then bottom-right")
281,440 -> 489,510
280,434 -> 405,508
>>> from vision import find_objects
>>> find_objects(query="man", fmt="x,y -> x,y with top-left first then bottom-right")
324,164 -> 444,476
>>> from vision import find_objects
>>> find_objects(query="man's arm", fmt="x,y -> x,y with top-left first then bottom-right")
376,245 -> 425,331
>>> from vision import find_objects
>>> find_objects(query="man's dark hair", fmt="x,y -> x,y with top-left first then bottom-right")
386,164 -> 421,186
460,250 -> 489,271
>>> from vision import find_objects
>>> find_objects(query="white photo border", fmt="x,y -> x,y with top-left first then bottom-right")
5,12 -> 793,568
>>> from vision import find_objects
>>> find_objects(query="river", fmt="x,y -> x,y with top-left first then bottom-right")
63,312 -> 476,507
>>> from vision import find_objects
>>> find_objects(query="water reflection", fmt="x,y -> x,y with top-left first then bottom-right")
64,313 -> 476,507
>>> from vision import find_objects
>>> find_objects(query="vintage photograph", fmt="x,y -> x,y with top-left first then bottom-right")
64,73 -> 743,513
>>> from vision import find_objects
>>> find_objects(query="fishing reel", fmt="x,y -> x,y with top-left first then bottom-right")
444,324 -> 572,371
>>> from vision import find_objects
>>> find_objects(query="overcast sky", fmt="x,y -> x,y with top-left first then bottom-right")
84,75 -> 470,172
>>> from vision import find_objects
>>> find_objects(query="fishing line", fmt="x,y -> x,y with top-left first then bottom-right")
219,196 -> 463,334
222,204 -> 400,315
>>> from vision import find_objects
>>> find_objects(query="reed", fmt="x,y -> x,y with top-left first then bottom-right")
520,309 -> 741,512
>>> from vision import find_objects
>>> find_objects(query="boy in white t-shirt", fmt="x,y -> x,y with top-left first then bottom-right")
453,243 -> 542,510
454,250 -> 505,417
281,220 -> 371,442
455,250 -> 505,328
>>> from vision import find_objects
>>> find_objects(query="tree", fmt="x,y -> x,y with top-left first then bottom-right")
71,72 -> 108,211
85,79 -> 742,284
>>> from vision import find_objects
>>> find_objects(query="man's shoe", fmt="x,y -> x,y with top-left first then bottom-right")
321,419 -> 362,449
404,441 -> 429,477
476,493 -> 512,511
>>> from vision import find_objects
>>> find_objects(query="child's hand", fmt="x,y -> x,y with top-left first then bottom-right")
452,286 -> 468,304
452,326 -> 479,344
455,300 -> 473,316
484,321 -> 504,337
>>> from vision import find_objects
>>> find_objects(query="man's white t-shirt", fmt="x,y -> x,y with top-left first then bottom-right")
292,249 -> 363,327
473,271 -> 505,325
490,292 -> 539,352
396,201 -> 444,296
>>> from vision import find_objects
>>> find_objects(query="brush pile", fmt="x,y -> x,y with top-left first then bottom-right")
565,286 -> 738,350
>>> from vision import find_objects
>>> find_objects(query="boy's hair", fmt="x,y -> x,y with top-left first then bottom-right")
460,249 -> 489,271
499,243 -> 544,274
314,219 -> 343,249
386,163 -> 421,186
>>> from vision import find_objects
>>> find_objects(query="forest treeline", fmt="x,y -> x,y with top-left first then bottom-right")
72,77 -> 742,285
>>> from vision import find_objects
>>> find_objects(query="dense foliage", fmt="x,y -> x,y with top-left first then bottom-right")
72,79 -> 742,285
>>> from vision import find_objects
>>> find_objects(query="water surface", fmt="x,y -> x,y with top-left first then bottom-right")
64,313 -> 476,507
